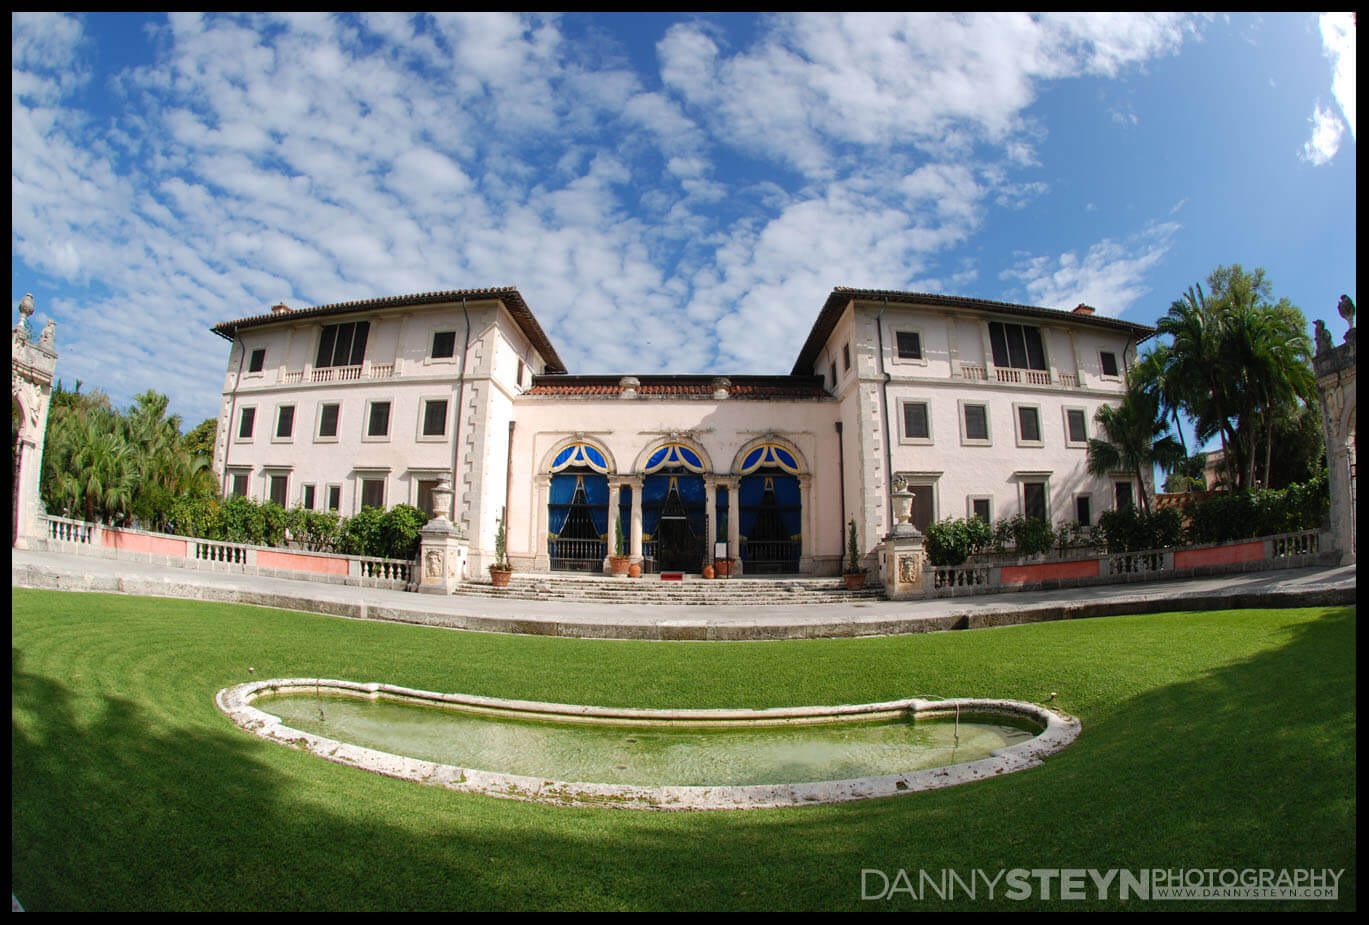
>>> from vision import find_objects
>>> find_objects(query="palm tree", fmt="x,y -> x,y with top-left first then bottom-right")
1087,375 -> 1187,514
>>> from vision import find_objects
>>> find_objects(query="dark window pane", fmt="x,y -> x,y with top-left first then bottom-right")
231,474 -> 248,498
964,405 -> 988,441
348,322 -> 369,366
315,327 -> 337,367
1076,496 -> 1091,525
248,348 -> 265,373
1115,481 -> 1134,510
1024,482 -> 1047,521
423,400 -> 447,437
1067,409 -> 1087,443
903,402 -> 928,439
432,331 -> 455,359
303,485 -> 316,510
368,402 -> 390,437
989,322 -> 1010,367
1024,327 -> 1046,370
896,331 -> 922,359
1018,406 -> 1040,442
361,478 -> 384,510
269,475 -> 288,507
829,362 -> 837,387
319,403 -> 339,437
843,343 -> 851,370
327,485 -> 341,511
1101,352 -> 1120,377
238,408 -> 255,439
516,358 -> 525,386
1006,324 -> 1028,369
331,324 -> 354,368
972,498 -> 991,522
276,406 -> 294,438
909,486 -> 933,533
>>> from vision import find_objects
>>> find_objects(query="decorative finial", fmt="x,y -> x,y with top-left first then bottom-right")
1338,294 -> 1356,334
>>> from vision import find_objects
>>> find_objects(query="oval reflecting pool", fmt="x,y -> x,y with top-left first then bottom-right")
218,679 -> 1081,810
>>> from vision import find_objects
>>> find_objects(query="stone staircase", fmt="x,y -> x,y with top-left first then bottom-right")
451,573 -> 886,606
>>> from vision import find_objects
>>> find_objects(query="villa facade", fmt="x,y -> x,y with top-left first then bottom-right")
211,286 -> 1155,576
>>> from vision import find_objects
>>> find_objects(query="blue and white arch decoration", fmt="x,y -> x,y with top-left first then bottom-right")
642,442 -> 705,474
550,442 -> 609,474
739,443 -> 801,475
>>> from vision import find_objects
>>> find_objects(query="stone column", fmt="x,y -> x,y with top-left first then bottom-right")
629,476 -> 644,562
604,480 -> 622,574
417,477 -> 469,593
533,474 -> 551,571
11,294 -> 58,550
724,476 -> 741,576
798,473 -> 814,574
1313,315 -> 1356,565
704,476 -> 718,560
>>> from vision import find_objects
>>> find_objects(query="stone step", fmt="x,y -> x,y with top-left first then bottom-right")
449,574 -> 885,605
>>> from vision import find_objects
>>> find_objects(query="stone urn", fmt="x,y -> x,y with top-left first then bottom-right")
489,565 -> 512,588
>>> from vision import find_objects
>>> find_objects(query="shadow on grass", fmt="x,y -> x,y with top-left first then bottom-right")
11,607 -> 1356,911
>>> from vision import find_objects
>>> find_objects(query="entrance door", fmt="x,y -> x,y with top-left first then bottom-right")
643,473 -> 706,572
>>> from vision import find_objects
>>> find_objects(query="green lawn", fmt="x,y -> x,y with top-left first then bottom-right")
11,590 -> 1356,910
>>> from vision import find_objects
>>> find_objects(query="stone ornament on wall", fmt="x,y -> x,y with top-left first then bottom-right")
898,553 -> 923,586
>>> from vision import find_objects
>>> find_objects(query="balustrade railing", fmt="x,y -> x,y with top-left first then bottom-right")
743,539 -> 801,574
45,515 -> 96,545
195,540 -> 249,565
369,363 -> 395,379
357,556 -> 412,582
1270,530 -> 1319,558
930,564 -> 990,591
1106,550 -> 1168,577
960,365 -> 987,380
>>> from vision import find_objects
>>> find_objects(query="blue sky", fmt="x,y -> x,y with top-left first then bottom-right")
12,12 -> 1357,442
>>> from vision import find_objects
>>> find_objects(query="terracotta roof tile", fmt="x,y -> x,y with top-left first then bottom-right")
524,375 -> 830,400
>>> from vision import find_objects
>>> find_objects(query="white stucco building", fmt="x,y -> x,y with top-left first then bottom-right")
211,286 -> 1155,576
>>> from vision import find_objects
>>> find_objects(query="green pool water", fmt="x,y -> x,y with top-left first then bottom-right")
258,693 -> 1037,787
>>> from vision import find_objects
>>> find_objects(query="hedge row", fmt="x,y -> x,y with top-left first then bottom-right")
164,495 -> 430,561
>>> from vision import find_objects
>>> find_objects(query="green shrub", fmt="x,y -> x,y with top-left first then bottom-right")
1184,476 -> 1328,545
339,506 -> 386,557
166,495 -> 220,539
924,517 -> 993,567
1098,506 -> 1185,553
992,515 -> 1056,558
378,504 -> 429,561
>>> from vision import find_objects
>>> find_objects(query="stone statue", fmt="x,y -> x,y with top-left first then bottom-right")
38,319 -> 56,350
1315,319 -> 1334,356
1338,294 -> 1356,332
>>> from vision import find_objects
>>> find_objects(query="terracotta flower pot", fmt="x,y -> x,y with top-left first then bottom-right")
843,572 -> 866,591
609,555 -> 631,577
489,566 -> 512,588
628,562 -> 642,578
714,559 -> 731,578
702,564 -> 715,579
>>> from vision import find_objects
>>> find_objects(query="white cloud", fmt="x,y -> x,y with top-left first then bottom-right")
1001,222 -> 1179,317
1301,103 -> 1345,166
1320,12 -> 1356,139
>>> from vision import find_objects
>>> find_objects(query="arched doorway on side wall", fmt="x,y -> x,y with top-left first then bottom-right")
736,441 -> 803,574
547,441 -> 611,571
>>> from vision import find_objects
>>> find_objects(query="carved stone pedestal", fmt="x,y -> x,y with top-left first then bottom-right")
879,480 -> 927,600
417,478 -> 469,594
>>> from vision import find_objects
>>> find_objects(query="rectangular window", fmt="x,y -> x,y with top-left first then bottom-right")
902,402 -> 930,440
964,404 -> 989,442
1066,409 -> 1087,444
843,342 -> 851,370
231,473 -> 248,498
1115,481 -> 1134,510
303,484 -> 316,510
275,405 -> 295,439
327,485 -> 341,512
971,498 -> 991,522
1017,406 -> 1041,443
360,478 -> 385,510
318,403 -> 339,438
516,358 -> 525,387
268,474 -> 288,507
248,348 -> 266,373
422,399 -> 448,437
829,362 -> 837,388
1076,495 -> 1092,525
1024,482 -> 1047,522
367,401 -> 391,438
315,321 -> 370,369
238,407 -> 256,439
1100,351 -> 1120,378
896,331 -> 922,360
989,321 -> 1047,371
432,331 -> 456,359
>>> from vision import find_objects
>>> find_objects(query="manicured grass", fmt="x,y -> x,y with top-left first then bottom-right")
11,590 -> 1356,910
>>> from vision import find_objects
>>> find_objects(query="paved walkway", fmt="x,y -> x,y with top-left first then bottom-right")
11,547 -> 1356,640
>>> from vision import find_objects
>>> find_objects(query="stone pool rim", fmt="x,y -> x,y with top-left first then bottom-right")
216,678 -> 1081,810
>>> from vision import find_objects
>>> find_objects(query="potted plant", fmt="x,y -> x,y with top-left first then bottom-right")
608,514 -> 631,577
843,517 -> 866,591
489,509 -> 513,588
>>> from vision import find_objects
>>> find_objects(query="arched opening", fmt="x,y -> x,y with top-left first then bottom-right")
735,441 -> 802,574
643,473 -> 706,572
547,441 -> 611,572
